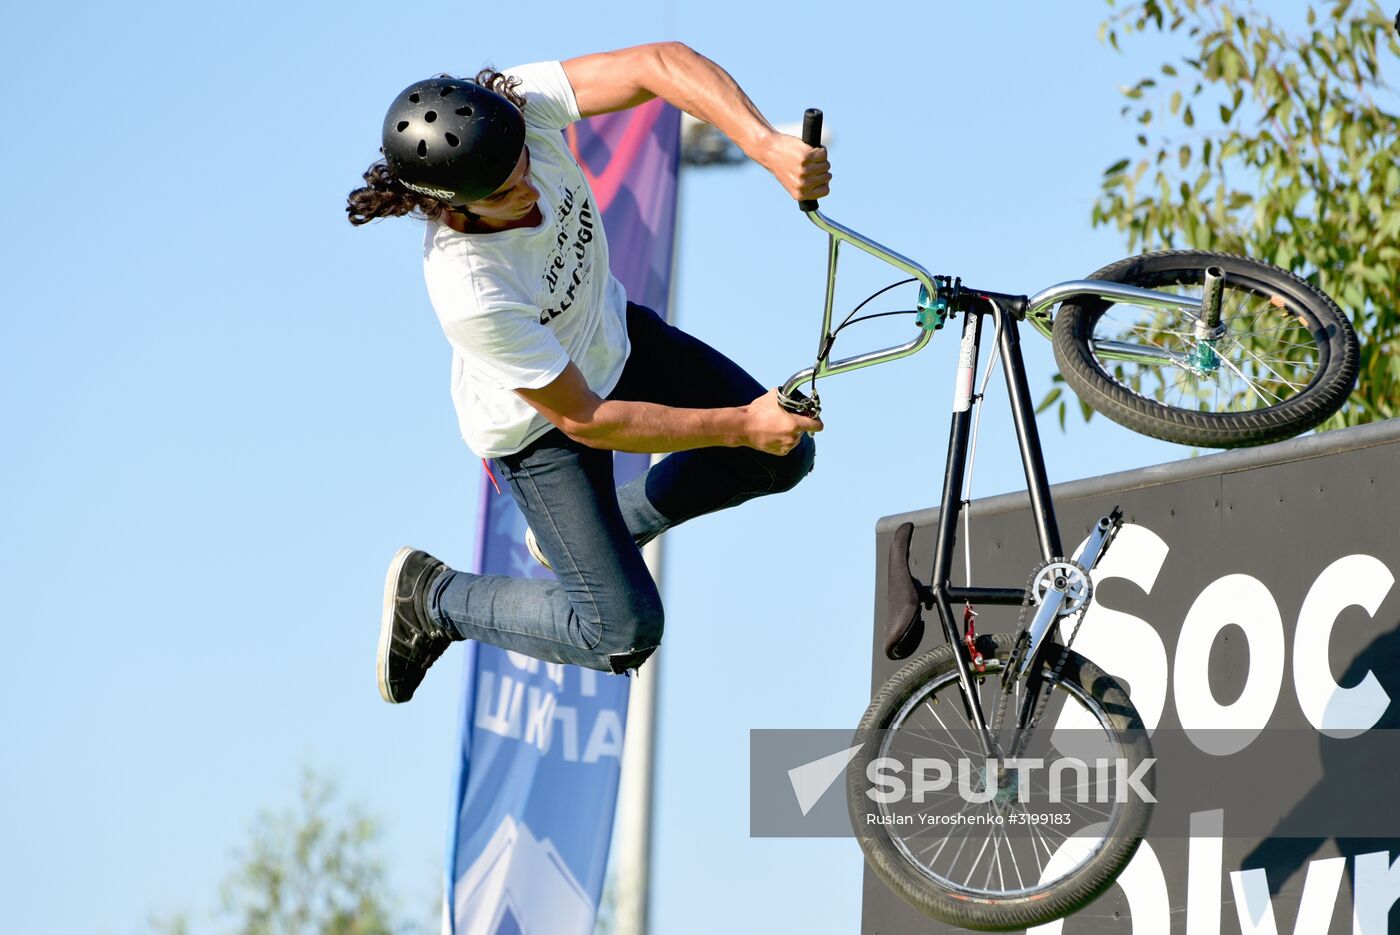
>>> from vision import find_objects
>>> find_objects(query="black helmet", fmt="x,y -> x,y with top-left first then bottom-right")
381,77 -> 526,206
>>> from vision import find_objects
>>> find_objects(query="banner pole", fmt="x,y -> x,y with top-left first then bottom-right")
611,139 -> 686,934
611,534 -> 662,935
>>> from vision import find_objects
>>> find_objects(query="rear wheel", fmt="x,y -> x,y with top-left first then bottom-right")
848,633 -> 1152,931
1052,251 -> 1358,448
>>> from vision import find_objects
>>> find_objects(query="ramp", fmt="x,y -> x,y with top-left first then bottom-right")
866,420 -> 1400,934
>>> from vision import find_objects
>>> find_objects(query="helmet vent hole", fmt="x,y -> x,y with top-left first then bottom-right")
439,86 -> 453,97
396,121 -> 409,132
424,110 -> 437,123
456,106 -> 473,117
409,93 -> 420,104
417,140 -> 428,157
445,133 -> 460,147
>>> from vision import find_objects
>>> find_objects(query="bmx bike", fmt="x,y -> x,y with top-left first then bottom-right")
775,110 -> 1358,931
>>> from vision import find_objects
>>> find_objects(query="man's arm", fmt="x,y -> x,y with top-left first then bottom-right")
561,43 -> 830,202
515,361 -> 821,455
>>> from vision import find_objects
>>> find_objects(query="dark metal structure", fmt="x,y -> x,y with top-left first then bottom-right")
865,419 -> 1400,933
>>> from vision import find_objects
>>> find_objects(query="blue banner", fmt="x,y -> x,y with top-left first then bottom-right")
444,99 -> 681,935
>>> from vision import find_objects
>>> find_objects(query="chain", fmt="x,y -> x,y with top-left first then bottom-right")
989,562 -> 1041,735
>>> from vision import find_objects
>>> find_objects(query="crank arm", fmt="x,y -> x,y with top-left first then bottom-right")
1016,587 -> 1068,680
1071,509 -> 1123,572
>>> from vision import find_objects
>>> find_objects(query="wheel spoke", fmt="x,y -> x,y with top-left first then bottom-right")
1002,821 -> 1026,890
1216,352 -> 1284,406
894,727 -> 975,760
1229,327 -> 1315,344
1106,318 -> 1197,344
987,822 -> 1007,892
962,825 -> 995,888
924,700 -> 974,758
1232,345 -> 1309,392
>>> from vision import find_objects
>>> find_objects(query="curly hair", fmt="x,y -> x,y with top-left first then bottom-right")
346,69 -> 526,227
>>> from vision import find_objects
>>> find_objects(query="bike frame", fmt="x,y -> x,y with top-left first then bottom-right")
783,206 -> 1205,756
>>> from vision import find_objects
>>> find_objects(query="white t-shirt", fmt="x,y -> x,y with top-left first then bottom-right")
421,61 -> 630,458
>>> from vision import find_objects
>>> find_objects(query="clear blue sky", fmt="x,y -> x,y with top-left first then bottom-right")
1,1 -> 1340,933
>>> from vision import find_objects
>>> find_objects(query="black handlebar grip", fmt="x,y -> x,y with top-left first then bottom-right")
799,108 -> 823,212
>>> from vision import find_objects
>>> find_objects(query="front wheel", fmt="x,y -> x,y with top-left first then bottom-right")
1052,251 -> 1359,448
848,633 -> 1152,932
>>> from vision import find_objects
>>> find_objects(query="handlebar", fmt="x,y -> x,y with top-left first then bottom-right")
778,107 -> 941,415
798,108 -> 824,213
775,108 -> 1211,421
779,107 -> 829,417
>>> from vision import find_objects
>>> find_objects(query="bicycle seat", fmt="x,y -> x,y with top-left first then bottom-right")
886,522 -> 932,659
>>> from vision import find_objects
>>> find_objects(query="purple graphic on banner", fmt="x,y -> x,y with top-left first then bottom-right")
443,99 -> 681,935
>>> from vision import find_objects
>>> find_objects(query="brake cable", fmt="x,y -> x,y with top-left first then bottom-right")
805,277 -> 919,399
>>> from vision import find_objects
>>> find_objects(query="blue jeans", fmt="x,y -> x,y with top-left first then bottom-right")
429,303 -> 816,672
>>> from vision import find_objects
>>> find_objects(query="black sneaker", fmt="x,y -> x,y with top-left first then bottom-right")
377,547 -> 452,704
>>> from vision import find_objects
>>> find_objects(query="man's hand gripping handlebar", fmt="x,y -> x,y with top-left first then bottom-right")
777,108 -> 827,423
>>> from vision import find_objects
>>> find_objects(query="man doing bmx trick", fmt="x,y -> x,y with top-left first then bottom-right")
347,42 -> 829,703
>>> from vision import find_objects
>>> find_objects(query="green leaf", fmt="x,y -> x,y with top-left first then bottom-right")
1089,0 -> 1399,434
1223,45 -> 1241,83
1036,387 -> 1063,414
